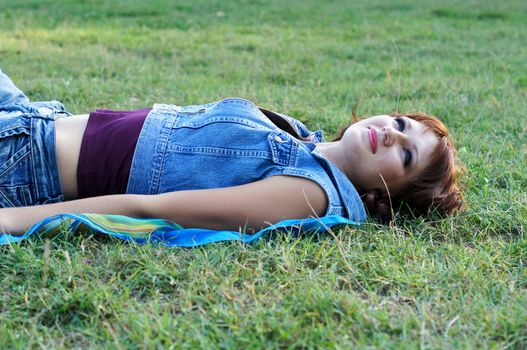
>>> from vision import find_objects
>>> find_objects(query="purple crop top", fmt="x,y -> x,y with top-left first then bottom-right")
77,108 -> 151,198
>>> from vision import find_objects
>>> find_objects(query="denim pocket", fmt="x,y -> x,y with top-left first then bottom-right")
0,124 -> 31,178
0,184 -> 33,208
267,130 -> 295,166
0,121 -> 34,208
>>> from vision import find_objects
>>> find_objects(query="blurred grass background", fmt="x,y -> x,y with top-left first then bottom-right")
1,0 -> 526,348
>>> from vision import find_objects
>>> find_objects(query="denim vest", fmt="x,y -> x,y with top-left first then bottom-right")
127,98 -> 366,222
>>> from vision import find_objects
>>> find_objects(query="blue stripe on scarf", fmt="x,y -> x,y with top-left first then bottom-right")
0,214 -> 359,247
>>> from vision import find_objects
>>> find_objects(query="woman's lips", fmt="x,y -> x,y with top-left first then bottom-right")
368,128 -> 378,154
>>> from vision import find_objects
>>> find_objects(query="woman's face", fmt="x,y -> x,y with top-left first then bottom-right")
340,115 -> 439,194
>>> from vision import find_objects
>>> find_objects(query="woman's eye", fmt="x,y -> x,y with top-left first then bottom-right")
403,149 -> 412,167
395,117 -> 405,131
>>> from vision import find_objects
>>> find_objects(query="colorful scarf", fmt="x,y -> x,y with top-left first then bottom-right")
0,214 -> 359,247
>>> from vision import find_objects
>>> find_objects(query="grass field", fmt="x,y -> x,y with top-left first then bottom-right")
1,0 -> 526,348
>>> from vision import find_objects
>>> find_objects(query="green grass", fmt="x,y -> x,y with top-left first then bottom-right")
1,0 -> 526,348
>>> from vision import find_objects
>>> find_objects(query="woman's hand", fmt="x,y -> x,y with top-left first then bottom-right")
0,195 -> 148,236
1,207 -> 40,236
0,209 -> 18,236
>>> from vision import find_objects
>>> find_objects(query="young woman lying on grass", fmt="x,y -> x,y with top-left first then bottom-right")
0,69 -> 463,236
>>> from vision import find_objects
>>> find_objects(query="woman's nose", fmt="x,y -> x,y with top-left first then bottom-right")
382,126 -> 404,147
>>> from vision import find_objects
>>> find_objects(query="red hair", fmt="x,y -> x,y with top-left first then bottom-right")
334,112 -> 464,222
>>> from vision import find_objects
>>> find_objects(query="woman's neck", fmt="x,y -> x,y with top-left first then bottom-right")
315,141 -> 352,180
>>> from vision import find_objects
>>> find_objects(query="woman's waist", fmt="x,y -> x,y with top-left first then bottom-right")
54,114 -> 89,200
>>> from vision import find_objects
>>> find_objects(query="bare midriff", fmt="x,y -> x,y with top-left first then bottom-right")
55,114 -> 89,200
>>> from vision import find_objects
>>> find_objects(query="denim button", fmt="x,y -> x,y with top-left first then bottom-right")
274,135 -> 284,142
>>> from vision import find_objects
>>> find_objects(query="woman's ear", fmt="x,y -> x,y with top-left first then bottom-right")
363,189 -> 382,212
363,189 -> 393,223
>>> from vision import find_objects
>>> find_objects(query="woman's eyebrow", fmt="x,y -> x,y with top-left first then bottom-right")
406,117 -> 413,130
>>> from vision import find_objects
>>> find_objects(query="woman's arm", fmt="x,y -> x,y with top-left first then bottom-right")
142,175 -> 328,232
0,194 -> 148,235
0,176 -> 327,235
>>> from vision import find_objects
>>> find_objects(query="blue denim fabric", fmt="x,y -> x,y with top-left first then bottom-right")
127,98 -> 367,222
0,69 -> 69,208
